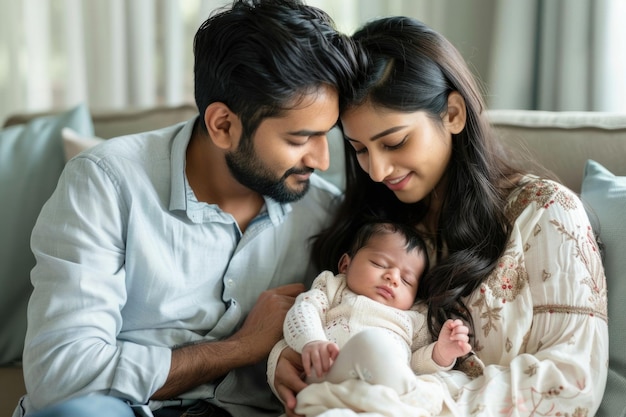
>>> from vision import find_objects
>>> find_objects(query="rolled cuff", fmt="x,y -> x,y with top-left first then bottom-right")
266,339 -> 289,402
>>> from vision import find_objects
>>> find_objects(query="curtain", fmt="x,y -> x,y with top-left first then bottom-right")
1,0 -> 624,125
488,0 -> 626,111
0,0 -> 228,124
0,0 -> 501,124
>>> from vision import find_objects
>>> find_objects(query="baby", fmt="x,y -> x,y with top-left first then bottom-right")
284,222 -> 472,398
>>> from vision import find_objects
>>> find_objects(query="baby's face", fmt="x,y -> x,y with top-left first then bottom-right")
340,232 -> 426,310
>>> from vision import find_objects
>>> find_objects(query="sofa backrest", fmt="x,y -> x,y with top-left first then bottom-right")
488,109 -> 626,193
5,106 -> 626,194
91,104 -> 199,139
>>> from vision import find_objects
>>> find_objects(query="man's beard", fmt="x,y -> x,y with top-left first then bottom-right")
225,137 -> 313,203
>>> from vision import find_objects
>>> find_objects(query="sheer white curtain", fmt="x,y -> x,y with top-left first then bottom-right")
0,0 -> 229,124
1,0 -> 624,125
488,0 -> 626,111
0,0 -> 496,124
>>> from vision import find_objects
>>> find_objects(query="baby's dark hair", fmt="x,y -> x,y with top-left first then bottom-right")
347,222 -> 430,277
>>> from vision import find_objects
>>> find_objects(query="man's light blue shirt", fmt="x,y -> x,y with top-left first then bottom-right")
17,118 -> 341,416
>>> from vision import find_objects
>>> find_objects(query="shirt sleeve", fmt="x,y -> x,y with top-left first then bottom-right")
443,181 -> 608,416
283,271 -> 335,353
23,155 -> 171,409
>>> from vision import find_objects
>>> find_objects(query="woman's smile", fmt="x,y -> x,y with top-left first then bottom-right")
383,173 -> 412,191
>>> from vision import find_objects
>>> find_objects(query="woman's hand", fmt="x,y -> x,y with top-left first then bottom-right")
275,346 -> 308,417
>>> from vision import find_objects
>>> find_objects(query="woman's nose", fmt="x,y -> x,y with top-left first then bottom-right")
368,154 -> 392,183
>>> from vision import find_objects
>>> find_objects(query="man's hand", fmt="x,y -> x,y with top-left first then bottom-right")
301,340 -> 339,379
152,283 -> 304,400
275,346 -> 307,417
231,283 -> 305,363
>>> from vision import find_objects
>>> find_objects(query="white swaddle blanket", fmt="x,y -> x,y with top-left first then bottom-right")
294,374 -> 445,417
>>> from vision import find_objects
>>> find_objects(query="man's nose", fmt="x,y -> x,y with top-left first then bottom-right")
303,135 -> 330,171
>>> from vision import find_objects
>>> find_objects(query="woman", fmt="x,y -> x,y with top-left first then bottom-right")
269,16 -> 608,416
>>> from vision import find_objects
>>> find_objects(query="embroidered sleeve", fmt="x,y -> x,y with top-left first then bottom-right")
448,179 -> 609,416
283,270 -> 335,353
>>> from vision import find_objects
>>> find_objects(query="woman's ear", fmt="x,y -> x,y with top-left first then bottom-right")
338,253 -> 351,274
203,102 -> 242,150
444,91 -> 467,135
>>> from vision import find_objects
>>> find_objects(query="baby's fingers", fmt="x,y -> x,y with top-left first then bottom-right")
301,351 -> 313,377
308,349 -> 325,378
457,341 -> 472,355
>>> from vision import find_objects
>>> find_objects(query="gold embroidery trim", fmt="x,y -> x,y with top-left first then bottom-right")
534,305 -> 607,323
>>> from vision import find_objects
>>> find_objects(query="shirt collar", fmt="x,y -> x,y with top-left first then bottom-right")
263,195 -> 292,226
169,118 -> 197,212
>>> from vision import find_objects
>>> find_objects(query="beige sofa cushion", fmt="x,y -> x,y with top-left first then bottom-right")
489,109 -> 626,193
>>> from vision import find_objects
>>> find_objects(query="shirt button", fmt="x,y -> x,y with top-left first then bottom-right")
226,279 -> 235,288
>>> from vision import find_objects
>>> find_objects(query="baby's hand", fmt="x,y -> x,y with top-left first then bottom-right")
433,319 -> 472,367
302,340 -> 340,379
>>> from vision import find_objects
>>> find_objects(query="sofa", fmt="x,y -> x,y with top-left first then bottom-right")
1,105 -> 625,416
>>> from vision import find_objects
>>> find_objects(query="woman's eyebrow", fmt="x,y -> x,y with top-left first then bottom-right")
344,126 -> 407,143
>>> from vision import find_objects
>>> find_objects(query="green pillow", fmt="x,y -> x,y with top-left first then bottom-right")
0,104 -> 94,365
581,159 -> 626,417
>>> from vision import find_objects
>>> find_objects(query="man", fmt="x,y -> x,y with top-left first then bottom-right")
14,1 -> 359,416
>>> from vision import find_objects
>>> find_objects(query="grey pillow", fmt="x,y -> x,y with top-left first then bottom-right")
581,159 -> 626,417
0,104 -> 94,365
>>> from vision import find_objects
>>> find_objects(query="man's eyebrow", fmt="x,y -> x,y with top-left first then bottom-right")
286,129 -> 328,137
344,126 -> 407,143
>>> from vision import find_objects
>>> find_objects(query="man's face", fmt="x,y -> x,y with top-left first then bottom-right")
226,86 -> 339,203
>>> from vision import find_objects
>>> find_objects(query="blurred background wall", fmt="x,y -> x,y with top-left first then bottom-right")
1,0 -> 625,124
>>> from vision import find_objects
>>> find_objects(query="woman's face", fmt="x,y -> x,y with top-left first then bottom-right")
340,102 -> 454,204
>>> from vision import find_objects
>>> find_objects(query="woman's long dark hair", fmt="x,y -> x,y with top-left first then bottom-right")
313,16 -> 523,340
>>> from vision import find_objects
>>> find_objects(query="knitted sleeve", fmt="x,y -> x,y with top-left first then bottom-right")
283,270 -> 336,353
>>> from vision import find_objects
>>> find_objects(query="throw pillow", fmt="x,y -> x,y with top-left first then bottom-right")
61,127 -> 105,161
581,159 -> 626,417
0,104 -> 94,365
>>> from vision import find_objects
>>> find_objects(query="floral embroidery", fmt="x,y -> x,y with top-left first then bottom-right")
451,177 -> 605,415
571,408 -> 589,417
471,291 -> 502,337
544,219 -> 608,321
534,304 -> 604,321
484,247 -> 527,303
471,242 -> 529,337
505,337 -> 512,353
505,178 -> 577,222
497,386 -> 590,417
456,351 -> 485,378
533,224 -> 541,236
525,363 -> 538,377
521,329 -> 530,353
